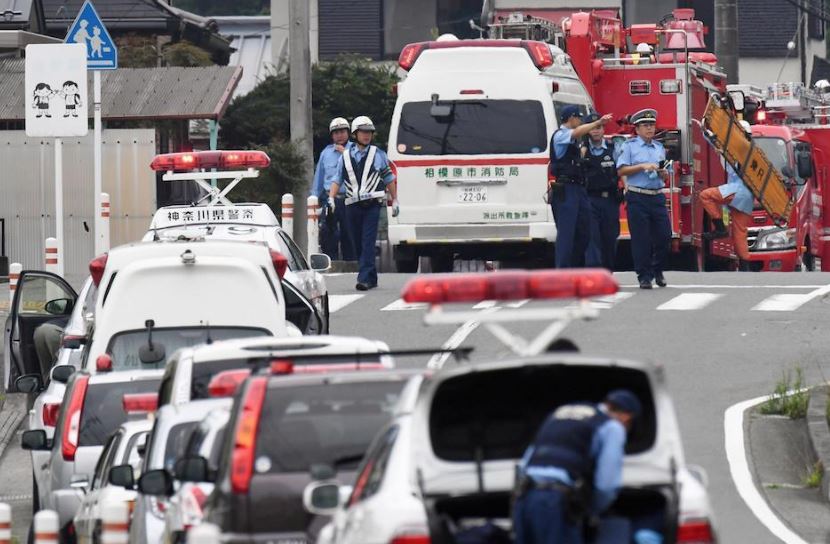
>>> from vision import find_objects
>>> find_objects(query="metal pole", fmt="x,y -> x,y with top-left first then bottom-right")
714,0 -> 739,84
289,0 -> 312,253
93,70 -> 103,255
54,138 -> 64,277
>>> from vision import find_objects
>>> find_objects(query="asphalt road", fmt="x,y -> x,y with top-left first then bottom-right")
3,270 -> 830,542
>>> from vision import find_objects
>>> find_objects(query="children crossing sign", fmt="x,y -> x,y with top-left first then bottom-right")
64,0 -> 117,70
25,44 -> 88,137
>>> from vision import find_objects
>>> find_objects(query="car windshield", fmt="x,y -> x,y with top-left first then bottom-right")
106,327 -> 269,370
79,379 -> 161,447
254,381 -> 404,473
396,99 -> 547,155
754,137 -> 789,177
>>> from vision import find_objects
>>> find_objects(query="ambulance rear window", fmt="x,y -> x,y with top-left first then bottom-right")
397,100 -> 546,155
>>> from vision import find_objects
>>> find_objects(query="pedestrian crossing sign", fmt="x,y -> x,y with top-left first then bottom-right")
64,0 -> 117,70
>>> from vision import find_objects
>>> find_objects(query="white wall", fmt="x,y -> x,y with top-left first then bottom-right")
739,39 -> 825,87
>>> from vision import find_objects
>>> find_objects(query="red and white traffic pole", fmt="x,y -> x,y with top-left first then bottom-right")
44,237 -> 59,275
307,195 -> 319,258
100,501 -> 129,544
100,192 -> 111,253
33,510 -> 58,544
281,194 -> 294,239
0,503 -> 11,544
8,262 -> 21,305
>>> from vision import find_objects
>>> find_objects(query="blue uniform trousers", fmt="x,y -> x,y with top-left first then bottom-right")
320,196 -> 355,261
345,202 -> 380,286
513,488 -> 582,544
551,183 -> 592,268
586,194 -> 620,270
625,192 -> 671,282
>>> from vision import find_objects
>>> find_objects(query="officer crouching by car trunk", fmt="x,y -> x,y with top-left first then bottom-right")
512,390 -> 642,544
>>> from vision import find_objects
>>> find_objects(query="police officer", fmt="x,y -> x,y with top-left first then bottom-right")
312,117 -> 355,261
617,109 -> 671,289
329,116 -> 399,291
550,105 -> 613,268
700,120 -> 755,271
513,390 -> 642,544
581,113 -> 621,270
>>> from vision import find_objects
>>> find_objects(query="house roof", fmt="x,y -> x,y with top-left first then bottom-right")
738,0 -> 799,58
42,0 -> 171,32
0,59 -> 242,121
0,0 -> 33,26
214,15 -> 272,97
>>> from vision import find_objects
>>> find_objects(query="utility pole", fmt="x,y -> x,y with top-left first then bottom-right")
714,0 -> 739,83
799,0 -> 807,84
289,0 -> 312,251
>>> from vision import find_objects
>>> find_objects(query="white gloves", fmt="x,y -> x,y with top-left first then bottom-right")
327,197 -> 335,213
391,199 -> 400,218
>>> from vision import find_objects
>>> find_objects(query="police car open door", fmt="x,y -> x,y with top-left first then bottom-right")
703,96 -> 794,226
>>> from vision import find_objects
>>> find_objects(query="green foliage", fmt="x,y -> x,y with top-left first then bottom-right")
759,367 -> 809,419
173,0 -> 269,16
113,36 -> 213,68
804,461 -> 823,488
163,41 -> 214,67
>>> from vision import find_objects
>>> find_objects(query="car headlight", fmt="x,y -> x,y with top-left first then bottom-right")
753,227 -> 796,250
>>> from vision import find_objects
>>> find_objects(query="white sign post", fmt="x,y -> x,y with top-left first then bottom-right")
25,43 -> 89,277
65,0 -> 117,255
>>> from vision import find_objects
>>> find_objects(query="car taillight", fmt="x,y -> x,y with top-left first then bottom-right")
522,40 -> 553,70
269,250 -> 288,279
207,369 -> 251,397
230,377 -> 267,494
96,354 -> 112,372
122,393 -> 158,414
269,359 -> 294,375
42,403 -> 60,427
89,254 -> 108,287
398,42 -> 426,71
677,518 -> 715,543
61,375 -> 89,461
389,534 -> 431,544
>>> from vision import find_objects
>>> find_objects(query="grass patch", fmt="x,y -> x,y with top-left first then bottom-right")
805,462 -> 824,488
758,368 -> 809,419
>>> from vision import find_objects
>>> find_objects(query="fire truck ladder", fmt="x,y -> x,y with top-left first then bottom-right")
702,96 -> 794,227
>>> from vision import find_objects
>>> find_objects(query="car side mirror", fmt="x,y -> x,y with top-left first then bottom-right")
21,430 -> 50,451
51,365 -> 76,384
797,153 -> 813,180
302,481 -> 344,516
108,464 -> 135,490
45,298 -> 74,316
174,456 -> 210,483
309,253 -> 332,272
138,469 -> 174,497
15,374 -> 43,394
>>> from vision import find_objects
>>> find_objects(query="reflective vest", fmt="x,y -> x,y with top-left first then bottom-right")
525,403 -> 609,481
549,128 -> 583,183
583,145 -> 618,194
343,145 -> 385,205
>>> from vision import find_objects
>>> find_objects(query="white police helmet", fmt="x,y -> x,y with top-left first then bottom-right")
351,116 -> 375,133
329,117 -> 349,133
816,79 -> 830,92
635,42 -> 653,54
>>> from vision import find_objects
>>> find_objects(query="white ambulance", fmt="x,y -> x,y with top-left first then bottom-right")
387,36 -> 593,271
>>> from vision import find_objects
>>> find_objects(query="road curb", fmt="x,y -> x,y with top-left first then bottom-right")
806,384 -> 830,502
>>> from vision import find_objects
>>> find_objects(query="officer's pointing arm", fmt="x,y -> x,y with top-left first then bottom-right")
571,114 -> 613,140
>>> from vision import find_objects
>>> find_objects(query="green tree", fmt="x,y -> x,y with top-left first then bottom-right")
163,41 -> 214,67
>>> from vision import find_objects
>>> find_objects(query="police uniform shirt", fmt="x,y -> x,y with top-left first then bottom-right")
616,136 -> 666,190
314,141 -> 352,196
720,164 -> 754,214
588,139 -> 621,161
553,127 -> 576,159
336,144 -> 396,191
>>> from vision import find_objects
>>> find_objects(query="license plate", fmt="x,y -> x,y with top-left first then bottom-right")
457,186 -> 487,203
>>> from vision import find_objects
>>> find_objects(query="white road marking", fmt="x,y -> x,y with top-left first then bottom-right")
381,298 -> 428,311
587,292 -> 636,309
427,308 -> 499,370
725,394 -> 809,544
472,300 -> 498,309
752,283 -> 830,311
327,294 -> 364,313
505,299 -> 530,308
657,293 -> 722,311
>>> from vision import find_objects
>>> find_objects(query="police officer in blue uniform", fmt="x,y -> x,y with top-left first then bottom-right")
550,105 -> 613,268
312,117 -> 355,261
329,116 -> 399,291
616,109 -> 671,289
513,390 -> 642,544
581,113 -> 621,270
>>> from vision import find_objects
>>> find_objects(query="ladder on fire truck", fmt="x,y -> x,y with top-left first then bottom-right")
487,12 -> 565,49
764,82 -> 830,124
702,96 -> 794,227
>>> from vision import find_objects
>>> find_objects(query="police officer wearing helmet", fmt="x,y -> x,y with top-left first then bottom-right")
513,389 -> 642,544
581,112 -> 621,270
312,117 -> 355,261
330,116 -> 399,291
550,105 -> 613,268
617,109 -> 671,289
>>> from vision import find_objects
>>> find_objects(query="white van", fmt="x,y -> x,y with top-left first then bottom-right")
387,37 -> 593,271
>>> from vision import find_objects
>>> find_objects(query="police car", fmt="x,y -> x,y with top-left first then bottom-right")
144,150 -> 330,330
387,36 -> 593,271
304,270 -> 717,544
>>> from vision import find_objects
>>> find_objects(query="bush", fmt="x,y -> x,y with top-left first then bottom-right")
759,367 -> 809,419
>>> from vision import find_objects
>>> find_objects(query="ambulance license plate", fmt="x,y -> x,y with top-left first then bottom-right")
457,186 -> 487,203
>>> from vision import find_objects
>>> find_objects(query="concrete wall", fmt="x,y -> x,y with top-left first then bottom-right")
270,0 -> 319,72
739,39 -> 825,87
0,129 -> 156,287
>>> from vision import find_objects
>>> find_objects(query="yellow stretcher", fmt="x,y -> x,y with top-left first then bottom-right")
702,96 -> 794,226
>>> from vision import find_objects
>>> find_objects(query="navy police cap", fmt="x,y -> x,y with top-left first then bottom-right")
605,389 -> 643,418
582,112 -> 600,123
559,104 -> 582,123
631,108 -> 658,125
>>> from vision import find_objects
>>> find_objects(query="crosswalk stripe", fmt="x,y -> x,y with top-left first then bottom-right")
381,298 -> 428,311
588,292 -> 636,309
657,293 -> 722,311
472,300 -> 498,309
751,294 -> 813,312
328,294 -> 364,313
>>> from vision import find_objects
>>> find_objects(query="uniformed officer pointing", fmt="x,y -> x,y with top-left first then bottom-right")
616,109 -> 671,289
549,105 -> 613,268
581,113 -> 621,270
513,389 -> 642,544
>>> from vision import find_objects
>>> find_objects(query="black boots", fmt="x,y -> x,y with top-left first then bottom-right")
703,219 -> 729,240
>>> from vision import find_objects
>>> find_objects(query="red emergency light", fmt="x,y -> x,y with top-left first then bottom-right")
150,150 -> 271,172
397,40 -> 554,71
123,393 -> 158,414
401,269 -> 618,304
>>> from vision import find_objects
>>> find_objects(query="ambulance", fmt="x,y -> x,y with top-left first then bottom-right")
387,36 -> 593,272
